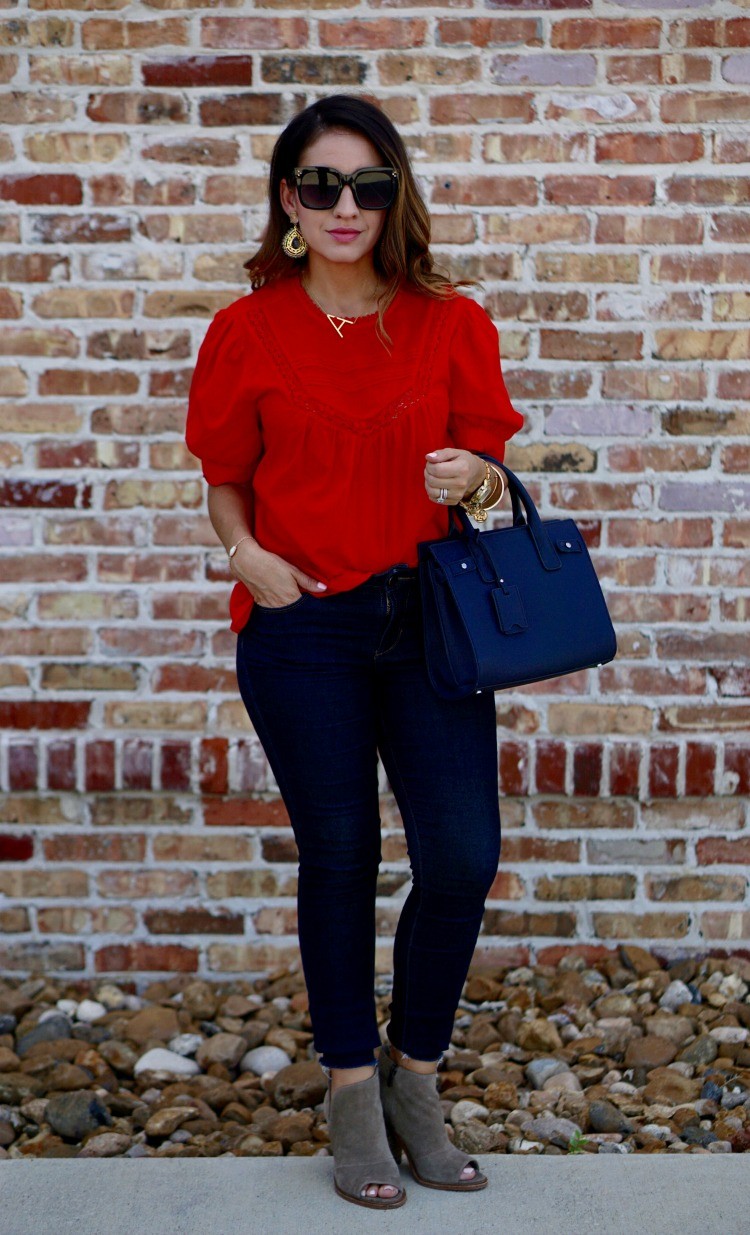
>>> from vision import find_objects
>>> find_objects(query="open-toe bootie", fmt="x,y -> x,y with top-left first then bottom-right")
323,1067 -> 407,1209
378,1044 -> 488,1191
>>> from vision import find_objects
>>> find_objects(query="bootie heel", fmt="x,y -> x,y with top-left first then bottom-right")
323,1067 -> 407,1209
378,1044 -> 488,1192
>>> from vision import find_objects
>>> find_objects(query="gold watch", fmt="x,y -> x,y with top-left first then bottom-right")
459,460 -> 494,523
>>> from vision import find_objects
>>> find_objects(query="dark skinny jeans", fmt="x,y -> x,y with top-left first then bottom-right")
235,563 -> 502,1070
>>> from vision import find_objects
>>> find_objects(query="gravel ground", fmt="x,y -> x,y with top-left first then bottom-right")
2,944 -> 750,1160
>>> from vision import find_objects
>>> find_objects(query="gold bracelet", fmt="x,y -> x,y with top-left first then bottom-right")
459,460 -> 493,521
482,465 -> 506,511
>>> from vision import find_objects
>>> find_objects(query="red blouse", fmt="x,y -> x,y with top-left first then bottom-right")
185,272 -> 524,634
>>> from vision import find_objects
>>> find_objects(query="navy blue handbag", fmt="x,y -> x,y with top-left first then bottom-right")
417,455 -> 618,700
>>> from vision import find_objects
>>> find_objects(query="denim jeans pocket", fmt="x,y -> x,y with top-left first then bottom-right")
253,593 -> 309,614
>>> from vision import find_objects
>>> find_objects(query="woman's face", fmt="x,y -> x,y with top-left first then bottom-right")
280,129 -> 389,268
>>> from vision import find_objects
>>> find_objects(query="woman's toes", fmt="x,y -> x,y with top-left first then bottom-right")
361,1183 -> 399,1199
461,1165 -> 476,1179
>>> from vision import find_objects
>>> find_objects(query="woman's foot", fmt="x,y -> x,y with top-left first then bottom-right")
385,1045 -> 476,1183
378,1042 -> 488,1191
329,1063 -> 402,1201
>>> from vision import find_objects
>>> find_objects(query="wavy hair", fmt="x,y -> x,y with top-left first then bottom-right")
243,93 -> 478,348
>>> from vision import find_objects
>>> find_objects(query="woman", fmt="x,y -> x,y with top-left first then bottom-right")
186,93 -> 524,1209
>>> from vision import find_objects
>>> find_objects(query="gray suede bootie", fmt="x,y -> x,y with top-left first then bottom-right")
378,1043 -> 488,1191
322,1066 -> 407,1209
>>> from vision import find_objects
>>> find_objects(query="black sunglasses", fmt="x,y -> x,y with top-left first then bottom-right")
293,165 -> 398,211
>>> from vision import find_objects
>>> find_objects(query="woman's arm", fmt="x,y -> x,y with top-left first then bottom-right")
206,481 -> 255,555
207,482 -> 327,606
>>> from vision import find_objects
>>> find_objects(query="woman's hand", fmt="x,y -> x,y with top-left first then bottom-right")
230,541 -> 327,608
424,448 -> 486,505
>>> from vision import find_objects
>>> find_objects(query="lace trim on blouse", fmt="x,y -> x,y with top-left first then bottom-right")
245,296 -> 453,439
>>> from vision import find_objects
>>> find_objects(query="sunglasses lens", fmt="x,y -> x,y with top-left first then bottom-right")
354,171 -> 396,210
297,169 -> 340,210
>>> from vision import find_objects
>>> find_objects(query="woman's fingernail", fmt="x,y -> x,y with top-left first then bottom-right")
316,582 -> 327,590
426,451 -> 438,459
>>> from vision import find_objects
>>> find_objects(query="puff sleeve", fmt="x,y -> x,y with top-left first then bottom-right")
447,296 -> 524,464
185,304 -> 263,487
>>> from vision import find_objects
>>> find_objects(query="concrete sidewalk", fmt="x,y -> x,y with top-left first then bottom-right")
2,1154 -> 748,1235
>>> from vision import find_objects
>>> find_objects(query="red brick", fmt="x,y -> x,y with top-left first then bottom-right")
485,0 -> 591,7
596,132 -> 704,163
43,834 -> 146,863
199,738 -> 228,796
95,944 -> 199,973
607,53 -> 711,87
433,175 -> 536,207
430,94 -> 533,125
483,909 -> 577,937
144,908 -> 243,934
82,18 -> 188,51
552,18 -> 660,49
86,92 -> 188,125
320,18 -> 427,48
0,702 -> 90,730
545,175 -> 655,206
205,797 -> 290,829
0,835 -> 34,862
160,741 -> 191,792
499,740 -> 529,795
697,837 -> 750,865
500,836 -> 580,863
540,330 -> 642,362
572,743 -> 602,796
675,18 -> 750,48
142,55 -> 253,87
0,175 -> 82,205
535,739 -> 566,793
8,742 -> 38,791
85,740 -> 115,793
46,741 -> 76,791
201,17 -> 308,49
662,92 -> 750,123
685,742 -> 717,796
593,912 -> 689,939
199,92 -> 305,127
725,746 -> 750,795
438,17 -> 540,47
648,745 -> 679,798
31,213 -> 131,244
610,743 -> 641,797
122,739 -> 153,790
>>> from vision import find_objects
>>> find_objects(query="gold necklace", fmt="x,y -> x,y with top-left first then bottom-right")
301,276 -> 380,339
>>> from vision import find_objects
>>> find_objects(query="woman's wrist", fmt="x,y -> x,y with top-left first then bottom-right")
462,455 -> 488,501
480,466 -> 505,510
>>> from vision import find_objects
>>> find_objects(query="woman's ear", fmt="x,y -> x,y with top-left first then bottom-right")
279,177 -> 296,216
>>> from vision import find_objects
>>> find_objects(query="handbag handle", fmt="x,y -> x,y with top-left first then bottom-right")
448,454 -> 562,574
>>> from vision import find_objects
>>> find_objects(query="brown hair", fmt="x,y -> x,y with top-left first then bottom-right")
243,93 -> 478,348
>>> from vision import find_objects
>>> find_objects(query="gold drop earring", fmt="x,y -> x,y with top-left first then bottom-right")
282,215 -> 307,259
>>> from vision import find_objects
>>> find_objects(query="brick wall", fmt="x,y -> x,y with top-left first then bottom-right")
1,0 -> 749,983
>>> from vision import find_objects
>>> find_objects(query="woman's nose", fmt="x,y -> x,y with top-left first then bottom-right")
334,184 -> 358,216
